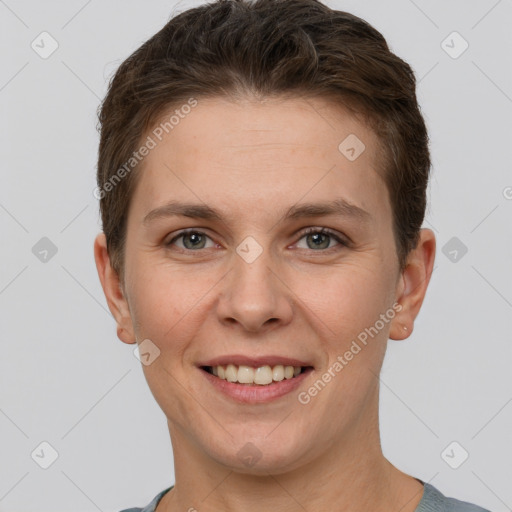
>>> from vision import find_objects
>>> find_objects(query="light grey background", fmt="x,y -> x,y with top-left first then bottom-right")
1,1 -> 511,511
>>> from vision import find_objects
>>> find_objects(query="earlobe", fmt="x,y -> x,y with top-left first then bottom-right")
93,233 -> 136,344
389,229 -> 436,341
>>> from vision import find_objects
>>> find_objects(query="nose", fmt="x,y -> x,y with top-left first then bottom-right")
216,246 -> 293,333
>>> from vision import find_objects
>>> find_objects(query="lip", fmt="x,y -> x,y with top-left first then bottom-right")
197,354 -> 312,368
199,366 -> 314,404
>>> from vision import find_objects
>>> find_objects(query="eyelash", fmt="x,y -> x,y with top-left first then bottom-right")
165,227 -> 349,253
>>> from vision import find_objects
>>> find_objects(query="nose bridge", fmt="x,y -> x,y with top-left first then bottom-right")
217,238 -> 292,331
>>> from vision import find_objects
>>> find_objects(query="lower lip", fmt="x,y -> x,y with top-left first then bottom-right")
199,367 -> 313,404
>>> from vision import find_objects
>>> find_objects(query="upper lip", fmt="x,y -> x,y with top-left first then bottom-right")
198,355 -> 313,368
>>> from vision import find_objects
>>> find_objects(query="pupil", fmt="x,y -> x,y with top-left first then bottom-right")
185,232 -> 204,249
309,233 -> 328,249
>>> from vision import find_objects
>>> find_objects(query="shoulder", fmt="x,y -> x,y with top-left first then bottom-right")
417,482 -> 492,512
119,486 -> 173,512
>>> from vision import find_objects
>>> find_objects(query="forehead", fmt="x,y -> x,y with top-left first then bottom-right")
130,96 -> 390,227
149,96 -> 380,163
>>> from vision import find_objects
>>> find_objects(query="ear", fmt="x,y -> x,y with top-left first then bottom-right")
389,228 -> 436,340
94,232 -> 136,344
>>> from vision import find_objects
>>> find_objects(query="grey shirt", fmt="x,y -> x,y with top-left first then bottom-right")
120,479 -> 491,512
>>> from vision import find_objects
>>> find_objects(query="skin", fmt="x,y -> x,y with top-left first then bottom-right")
94,96 -> 436,512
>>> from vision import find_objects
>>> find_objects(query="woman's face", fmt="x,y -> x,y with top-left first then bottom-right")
100,96 -> 426,473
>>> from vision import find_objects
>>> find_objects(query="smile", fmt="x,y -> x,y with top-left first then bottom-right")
202,364 -> 311,386
199,364 -> 314,404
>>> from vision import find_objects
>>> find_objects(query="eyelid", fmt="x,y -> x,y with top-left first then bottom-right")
165,226 -> 350,251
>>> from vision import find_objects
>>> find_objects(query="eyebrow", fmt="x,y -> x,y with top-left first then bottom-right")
142,198 -> 372,226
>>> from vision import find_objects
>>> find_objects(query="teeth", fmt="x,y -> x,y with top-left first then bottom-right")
272,365 -> 284,381
208,364 -> 304,385
254,366 -> 272,385
238,365 -> 255,384
225,364 -> 238,382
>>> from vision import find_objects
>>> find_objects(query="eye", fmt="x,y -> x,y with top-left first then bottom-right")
295,227 -> 347,251
165,227 -> 348,252
166,230 -> 216,250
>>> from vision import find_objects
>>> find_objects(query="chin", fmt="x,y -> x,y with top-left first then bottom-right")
206,437 -> 310,476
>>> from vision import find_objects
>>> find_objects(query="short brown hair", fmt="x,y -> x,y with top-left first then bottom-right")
96,0 -> 430,280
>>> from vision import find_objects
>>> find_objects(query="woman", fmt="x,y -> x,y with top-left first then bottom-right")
93,1 -> 491,510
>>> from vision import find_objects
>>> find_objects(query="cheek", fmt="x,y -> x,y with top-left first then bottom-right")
128,268 -> 202,413
127,261 -> 217,353
292,262 -> 394,341
127,264 -> 186,339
